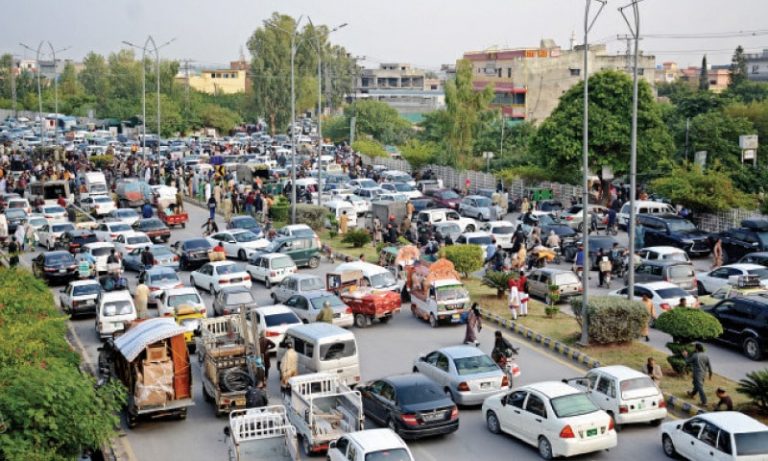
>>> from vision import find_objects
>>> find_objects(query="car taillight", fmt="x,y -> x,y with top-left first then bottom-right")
450,406 -> 459,420
126,246 -> 134,251
243,275 -> 251,281
345,307 -> 352,314
619,405 -> 628,414
220,279 -> 230,284
457,382 -> 470,392
149,287 -> 160,291
660,303 -> 671,311
72,300 -> 79,307
110,233 -> 117,238
400,414 -> 419,426
659,399 -> 667,408
266,330 -> 280,337
153,259 -> 159,264
173,256 -> 179,262
559,425 -> 575,438
501,375 -> 509,387
565,216 -> 574,221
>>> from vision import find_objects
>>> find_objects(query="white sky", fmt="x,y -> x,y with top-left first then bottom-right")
4,0 -> 768,71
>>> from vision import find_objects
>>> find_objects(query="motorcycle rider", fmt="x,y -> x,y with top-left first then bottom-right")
491,330 -> 519,366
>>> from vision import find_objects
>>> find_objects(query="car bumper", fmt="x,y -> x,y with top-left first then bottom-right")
333,315 -> 354,328
397,420 -> 459,440
68,300 -> 97,316
218,281 -> 252,292
616,408 -> 667,425
454,388 -> 508,406
553,432 -> 617,458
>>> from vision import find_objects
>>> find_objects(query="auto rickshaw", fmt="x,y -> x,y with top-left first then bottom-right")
174,304 -> 205,350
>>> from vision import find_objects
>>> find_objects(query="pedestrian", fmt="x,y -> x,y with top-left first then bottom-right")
712,238 -> 723,268
406,200 -> 415,220
634,217 -> 645,249
517,270 -> 529,317
258,332 -> 276,380
508,285 -> 521,320
202,218 -> 219,236
134,282 -> 150,320
222,193 -> 233,222
683,343 -> 713,406
641,293 -> 655,342
175,190 -> 184,213
207,195 -> 217,220
463,303 -> 482,346
646,357 -> 663,386
280,341 -> 298,394
714,387 -> 733,411
372,216 -> 382,247
141,247 -> 154,269
14,222 -> 25,252
7,236 -> 19,266
316,301 -> 335,323
339,210 -> 349,235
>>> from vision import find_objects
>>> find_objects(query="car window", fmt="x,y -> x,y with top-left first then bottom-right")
734,431 -> 768,456
435,353 -> 449,372
525,394 -> 548,418
507,390 -> 527,409
335,437 -> 349,455
717,429 -> 733,455
595,376 -> 616,398
682,419 -> 705,437
699,423 -> 720,448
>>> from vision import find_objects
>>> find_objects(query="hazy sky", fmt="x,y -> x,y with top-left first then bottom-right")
4,0 -> 768,70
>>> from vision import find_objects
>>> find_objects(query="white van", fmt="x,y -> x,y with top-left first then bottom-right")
83,172 -> 108,198
618,200 -> 676,229
334,261 -> 399,293
276,323 -> 361,387
96,291 -> 137,339
326,201 -> 358,228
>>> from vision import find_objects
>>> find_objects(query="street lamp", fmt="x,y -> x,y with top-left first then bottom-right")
307,18 -> 348,208
122,36 -> 176,160
19,41 -> 70,147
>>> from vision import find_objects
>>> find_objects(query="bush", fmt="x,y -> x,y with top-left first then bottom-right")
341,228 -> 372,248
482,271 -> 514,298
269,196 -> 290,222
443,244 -> 484,278
295,204 -> 328,231
737,369 -> 768,413
571,296 -> 650,344
655,308 -> 723,344
90,154 -> 114,169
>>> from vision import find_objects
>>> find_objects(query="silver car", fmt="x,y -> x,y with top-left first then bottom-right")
136,267 -> 183,305
525,268 -> 583,303
413,345 -> 509,405
458,195 -> 499,222
270,274 -> 325,303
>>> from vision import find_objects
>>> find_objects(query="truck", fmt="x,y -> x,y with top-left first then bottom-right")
326,270 -> 401,328
224,406 -> 299,461
82,171 -> 108,198
372,201 -> 407,227
285,373 -> 364,456
406,258 -> 471,328
100,317 -> 194,427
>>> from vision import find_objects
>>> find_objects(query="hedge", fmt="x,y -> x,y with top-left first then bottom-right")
442,244 -> 484,278
295,204 -> 329,231
655,307 -> 723,344
570,296 -> 650,344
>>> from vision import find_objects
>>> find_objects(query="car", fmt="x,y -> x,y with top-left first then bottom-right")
59,279 -> 101,317
696,264 -> 768,295
482,381 -> 617,459
122,244 -> 179,271
715,218 -> 768,264
455,232 -> 494,260
416,208 -> 478,233
112,231 -> 153,257
93,221 -> 133,242
381,170 -> 416,187
32,250 -> 77,285
6,197 -> 32,214
381,182 -> 422,200
433,221 -> 462,244
459,195 -> 500,222
247,305 -> 303,349
698,276 -> 768,307
282,291 -> 354,327
226,215 -> 263,238
608,281 -> 698,318
637,246 -> 691,263
189,261 -> 251,294
26,214 -> 49,233
638,214 -> 711,257
413,346 -> 509,405
5,208 -> 27,234
58,229 -> 98,254
480,221 -> 516,249
526,268 -> 582,303
340,194 -> 372,216
327,429 -> 414,461
410,197 -> 436,213
137,267 -> 184,305
269,274 -> 326,306
207,229 -> 270,261
79,195 -> 115,217
108,208 -> 141,226
355,187 -> 385,201
738,251 -> 768,268
82,241 -> 116,273
661,411 -> 768,460
348,178 -> 379,190
541,223 -> 577,244
96,290 -> 137,339
705,294 -> 768,360
156,286 -> 206,317
538,200 -> 565,214
172,238 -> 212,270
253,235 -> 321,269
373,193 -> 409,203
132,218 -> 171,243
560,204 -> 609,232
425,189 -> 462,210
631,260 -> 698,295
37,221 -> 75,250
212,285 -> 257,316
563,236 -> 622,268
39,204 -> 68,223
358,374 -> 459,440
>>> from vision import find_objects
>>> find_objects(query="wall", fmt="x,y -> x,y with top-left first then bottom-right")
182,70 -> 246,95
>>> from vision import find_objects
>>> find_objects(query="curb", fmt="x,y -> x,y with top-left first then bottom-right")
478,308 -> 706,418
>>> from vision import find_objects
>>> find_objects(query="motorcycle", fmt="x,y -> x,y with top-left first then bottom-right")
496,351 -> 521,387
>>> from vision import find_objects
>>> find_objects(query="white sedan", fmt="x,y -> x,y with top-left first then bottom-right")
37,222 -> 76,250
156,286 -> 206,318
189,261 -> 252,294
661,411 -> 768,460
696,264 -> 768,295
483,381 -> 617,459
608,281 -> 698,318
82,241 -> 116,273
108,208 -> 141,226
248,305 -> 303,351
93,221 -> 134,242
381,181 -> 423,200
206,229 -> 270,261
113,231 -> 153,257
80,195 -> 116,217
39,205 -> 68,223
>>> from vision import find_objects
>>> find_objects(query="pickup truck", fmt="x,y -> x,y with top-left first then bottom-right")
224,406 -> 299,461
416,208 -> 477,233
406,258 -> 470,328
326,271 -> 401,328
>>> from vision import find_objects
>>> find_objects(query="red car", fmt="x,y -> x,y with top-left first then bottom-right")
425,189 -> 462,210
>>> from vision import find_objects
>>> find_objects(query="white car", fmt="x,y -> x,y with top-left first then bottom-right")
8,197 -> 32,214
381,182 -> 422,200
661,411 -> 768,460
109,208 -> 141,226
480,220 -> 516,250
80,195 -> 116,217
328,429 -> 414,461
637,246 -> 691,263
271,274 -> 325,303
207,229 -> 270,261
96,291 -> 137,339
39,205 -> 68,223
354,187 -> 385,201
26,214 -> 48,234
113,231 -> 153,257
59,279 -> 101,318
482,381 -> 617,459
37,222 -> 76,250
455,231 -> 494,261
341,194 -> 372,216
381,170 -> 417,188
93,221 -> 134,242
348,178 -> 379,190
696,264 -> 768,295
248,305 -> 303,351
608,281 -> 698,317
82,241 -> 116,273
459,195 -> 500,222
416,208 -> 478,233
373,193 -> 408,203
189,261 -> 252,294
245,253 -> 297,288
156,286 -> 206,318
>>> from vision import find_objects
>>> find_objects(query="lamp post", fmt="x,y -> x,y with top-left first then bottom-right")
578,0 -> 606,346
20,41 -> 69,147
123,36 -> 176,160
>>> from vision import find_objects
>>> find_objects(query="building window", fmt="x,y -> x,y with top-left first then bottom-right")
569,68 -> 581,76
753,65 -> 760,74
507,68 -> 512,78
497,68 -> 502,78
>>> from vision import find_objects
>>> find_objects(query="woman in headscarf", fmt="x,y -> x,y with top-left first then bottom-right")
463,303 -> 482,346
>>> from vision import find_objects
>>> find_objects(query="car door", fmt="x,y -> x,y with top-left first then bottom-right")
328,436 -> 350,461
711,300 -> 751,344
60,284 -> 72,310
220,233 -> 237,257
249,256 -> 263,281
520,392 -> 549,444
429,352 -> 451,388
498,390 -> 528,435
39,224 -> 50,247
361,380 -> 388,423
195,264 -> 212,288
694,422 -> 731,461
704,267 -> 738,293
275,277 -> 292,302
593,373 -> 618,413
285,295 -> 309,323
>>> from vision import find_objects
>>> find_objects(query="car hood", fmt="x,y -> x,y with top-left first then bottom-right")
673,229 -> 709,240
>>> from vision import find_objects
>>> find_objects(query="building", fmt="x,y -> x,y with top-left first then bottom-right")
744,49 -> 768,82
354,63 -> 445,121
176,66 -> 247,95
657,61 -> 730,93
462,39 -> 656,123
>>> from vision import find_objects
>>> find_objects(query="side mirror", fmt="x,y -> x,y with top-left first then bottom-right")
500,395 -> 507,406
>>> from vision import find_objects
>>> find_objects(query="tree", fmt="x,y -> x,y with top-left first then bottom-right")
730,45 -> 748,88
352,138 -> 388,158
689,110 -> 755,170
650,161 -> 754,213
78,52 -> 111,114
399,139 -> 438,170
722,80 -> 768,104
531,70 -> 674,185
699,55 -> 709,91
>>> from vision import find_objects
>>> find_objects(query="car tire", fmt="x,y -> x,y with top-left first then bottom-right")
308,256 -> 320,269
238,250 -> 246,261
697,281 -> 707,296
354,314 -> 369,328
265,278 -> 272,289
270,292 -> 277,302
608,411 -> 622,432
650,418 -> 663,427
662,434 -> 677,458
743,336 -> 764,361
429,314 -> 438,328
486,411 -> 501,434
537,437 -> 553,460
466,224 -> 475,232
301,436 -> 312,457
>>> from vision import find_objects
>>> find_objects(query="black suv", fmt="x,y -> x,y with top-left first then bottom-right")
716,219 -> 768,264
172,238 -> 212,270
706,294 -> 768,360
638,214 -> 710,257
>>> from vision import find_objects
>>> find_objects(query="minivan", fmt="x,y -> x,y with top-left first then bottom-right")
334,261 -> 400,292
630,260 -> 697,295
618,200 -> 676,229
255,236 -> 321,269
276,323 -> 361,387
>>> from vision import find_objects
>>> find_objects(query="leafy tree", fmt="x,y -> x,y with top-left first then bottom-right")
722,80 -> 768,104
346,100 -> 412,145
531,70 -> 674,185
699,55 -> 709,91
442,244 -> 484,278
198,103 -> 241,135
729,45 -> 748,88
352,138 -> 388,158
726,101 -> 768,161
399,139 -> 438,170
689,110 -> 755,170
737,369 -> 768,413
78,52 -> 111,113
443,59 -> 494,165
650,161 -> 754,213
321,114 -> 351,143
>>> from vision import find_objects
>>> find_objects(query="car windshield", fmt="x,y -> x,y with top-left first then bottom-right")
656,287 -> 690,299
233,231 -> 258,242
365,449 -> 411,461
319,340 -> 356,361
153,247 -> 173,257
8,201 -> 27,208
117,210 -> 138,217
29,218 -> 47,227
591,238 -> 616,250
94,196 -> 112,203
151,272 -> 180,284
669,265 -> 695,278
370,271 -> 396,288
436,285 -> 469,301
6,209 -> 25,218
47,253 -> 74,265
554,273 -> 580,285
127,236 -> 150,245
468,236 -> 493,245
492,226 -> 515,234
667,220 -> 697,232
735,431 -> 768,456
290,228 -> 314,237
619,377 -> 658,399
551,393 -> 598,418
439,190 -> 460,200
299,278 -> 323,291
453,354 -> 498,376
90,247 -> 113,257
44,206 -> 66,213
271,256 -> 294,269
184,239 -> 211,250
109,223 -> 131,232
310,295 -> 346,310
233,217 -> 258,228
538,214 -> 556,226
168,293 -> 201,307
52,223 -> 75,232
216,264 -> 239,275
142,220 -> 164,229
475,197 -> 492,207
397,383 -> 443,405
102,300 -> 133,316
264,312 -> 300,327
393,183 -> 413,192
225,291 -> 255,305
73,284 -> 101,296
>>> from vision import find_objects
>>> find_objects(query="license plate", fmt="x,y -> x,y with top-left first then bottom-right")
451,313 -> 460,319
422,413 -> 443,422
586,428 -> 598,437
59,269 -> 66,273
637,402 -> 644,410
230,278 -> 242,283
333,313 -> 341,318
480,382 -> 491,389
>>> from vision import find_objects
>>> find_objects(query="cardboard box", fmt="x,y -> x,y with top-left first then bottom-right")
146,343 -> 168,362
142,360 -> 173,387
135,382 -> 168,407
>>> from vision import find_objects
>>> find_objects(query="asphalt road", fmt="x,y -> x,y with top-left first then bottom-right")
18,203 -> 736,461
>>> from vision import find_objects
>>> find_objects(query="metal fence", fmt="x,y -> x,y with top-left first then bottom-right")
692,208 -> 766,233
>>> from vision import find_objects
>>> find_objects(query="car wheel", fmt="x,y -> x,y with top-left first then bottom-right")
608,411 -> 622,432
238,250 -> 246,261
650,418 -> 663,427
537,436 -> 553,460
743,336 -> 764,360
429,314 -> 438,328
301,436 -> 312,456
466,224 -> 475,232
354,314 -> 369,328
697,281 -> 707,296
412,366 -> 419,373
486,411 -> 501,434
662,434 -> 677,458
387,418 -> 399,436
308,256 -> 320,269
265,278 -> 272,289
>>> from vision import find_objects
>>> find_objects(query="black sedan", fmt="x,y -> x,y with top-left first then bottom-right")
227,215 -> 263,238
32,251 -> 77,285
358,374 -> 459,440
58,230 -> 98,254
5,208 -> 27,234
172,238 -> 212,270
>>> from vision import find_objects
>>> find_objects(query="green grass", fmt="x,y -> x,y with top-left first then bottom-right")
320,229 -> 379,263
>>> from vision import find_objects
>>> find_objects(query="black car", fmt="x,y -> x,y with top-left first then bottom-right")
58,229 -> 98,254
212,286 -> 257,316
32,251 -> 77,284
564,235 -> 623,269
5,208 -> 27,234
172,238 -> 212,270
541,223 -> 577,242
638,214 -> 711,257
538,200 -> 565,214
739,251 -> 768,268
705,294 -> 768,360
716,219 -> 768,264
358,374 -> 459,440
227,215 -> 263,238
410,197 -> 436,213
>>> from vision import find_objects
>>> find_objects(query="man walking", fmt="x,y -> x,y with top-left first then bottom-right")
683,343 -> 713,406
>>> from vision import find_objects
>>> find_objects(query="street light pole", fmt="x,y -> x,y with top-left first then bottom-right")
290,28 -> 298,224
579,0 -> 606,347
20,41 -> 58,148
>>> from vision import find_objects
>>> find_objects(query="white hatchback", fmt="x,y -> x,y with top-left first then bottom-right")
189,261 -> 252,294
248,305 -> 302,351
245,253 -> 297,288
96,291 -> 137,339
662,412 -> 768,460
